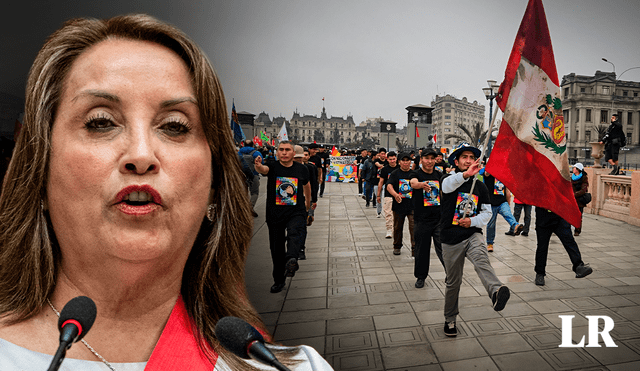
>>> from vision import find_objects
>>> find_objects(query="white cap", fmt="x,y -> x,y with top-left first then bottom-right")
574,163 -> 584,171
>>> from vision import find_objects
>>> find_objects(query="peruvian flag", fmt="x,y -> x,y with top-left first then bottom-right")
253,135 -> 262,147
486,0 -> 581,227
433,133 -> 437,143
415,125 -> 420,138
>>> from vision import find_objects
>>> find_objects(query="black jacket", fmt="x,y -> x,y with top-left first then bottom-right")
602,119 -> 625,147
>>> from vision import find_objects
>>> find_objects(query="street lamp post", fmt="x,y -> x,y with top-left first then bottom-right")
482,80 -> 500,158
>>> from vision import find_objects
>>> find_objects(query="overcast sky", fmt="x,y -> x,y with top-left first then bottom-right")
2,0 -> 639,128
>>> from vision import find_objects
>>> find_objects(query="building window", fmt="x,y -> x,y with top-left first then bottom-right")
586,109 -> 592,122
600,110 -> 608,124
564,88 -> 569,98
575,109 -> 579,123
445,140 -> 451,144
623,91 -> 628,97
580,87 -> 586,93
445,115 -> 451,119
445,109 -> 451,113
576,130 -> 579,141
445,122 -> 451,125
445,128 -> 451,132
585,131 -> 591,141
603,86 -> 610,95
629,112 -> 633,126
445,103 -> 451,107
634,92 -> 638,97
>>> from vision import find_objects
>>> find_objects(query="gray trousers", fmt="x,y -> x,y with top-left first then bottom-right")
250,174 -> 260,207
442,232 -> 503,322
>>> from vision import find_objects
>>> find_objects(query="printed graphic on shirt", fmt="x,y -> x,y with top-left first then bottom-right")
276,177 -> 298,205
494,180 -> 505,196
453,192 -> 478,225
399,179 -> 412,199
435,165 -> 444,173
423,180 -> 441,206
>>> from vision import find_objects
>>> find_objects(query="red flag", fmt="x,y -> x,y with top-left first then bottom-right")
415,125 -> 420,138
486,0 -> 581,227
253,135 -> 262,147
433,133 -> 437,143
331,146 -> 340,156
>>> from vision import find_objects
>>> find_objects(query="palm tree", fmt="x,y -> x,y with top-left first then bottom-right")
445,122 -> 493,148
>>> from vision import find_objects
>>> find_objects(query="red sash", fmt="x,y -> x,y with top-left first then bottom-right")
145,296 -> 217,370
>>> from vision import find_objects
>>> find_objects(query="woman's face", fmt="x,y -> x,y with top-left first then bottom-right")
573,167 -> 581,175
47,39 -> 212,266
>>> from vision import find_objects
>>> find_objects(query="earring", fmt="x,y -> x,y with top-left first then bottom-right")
206,204 -> 215,222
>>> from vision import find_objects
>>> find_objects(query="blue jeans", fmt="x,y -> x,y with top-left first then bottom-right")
364,180 -> 374,205
486,202 -> 518,244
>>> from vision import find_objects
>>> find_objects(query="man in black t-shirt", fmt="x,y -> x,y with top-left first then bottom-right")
386,153 -> 417,256
434,152 -> 451,174
255,141 -> 311,293
439,143 -> 509,337
482,170 -> 523,252
377,152 -> 398,238
318,145 -> 330,197
355,148 -> 367,195
409,149 -> 445,288
308,143 -> 323,191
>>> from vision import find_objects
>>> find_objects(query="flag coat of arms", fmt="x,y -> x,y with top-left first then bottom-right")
485,0 -> 582,227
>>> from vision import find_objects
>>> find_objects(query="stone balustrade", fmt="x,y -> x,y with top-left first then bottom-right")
584,167 -> 640,226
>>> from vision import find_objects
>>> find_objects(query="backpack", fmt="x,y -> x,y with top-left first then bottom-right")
239,150 -> 257,185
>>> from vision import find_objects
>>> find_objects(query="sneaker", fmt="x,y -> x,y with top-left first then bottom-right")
535,273 -> 545,286
444,321 -> 457,337
285,258 -> 299,277
521,232 -> 529,237
487,244 -> 493,252
270,282 -> 286,293
385,231 -> 393,239
298,249 -> 306,260
575,263 -> 593,278
492,285 -> 510,311
365,202 -> 370,208
377,213 -> 381,218
393,248 -> 401,255
505,230 -> 515,236
415,278 -> 425,288
514,224 -> 524,236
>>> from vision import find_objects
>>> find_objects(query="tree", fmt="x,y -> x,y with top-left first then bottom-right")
445,122 -> 494,148
331,127 -> 341,144
591,123 -> 608,141
396,137 -> 409,152
313,129 -> 325,143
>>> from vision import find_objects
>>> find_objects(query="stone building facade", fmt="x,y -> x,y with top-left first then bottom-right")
430,94 -> 485,152
561,71 -> 640,162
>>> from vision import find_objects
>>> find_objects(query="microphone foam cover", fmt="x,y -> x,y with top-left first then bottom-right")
58,296 -> 97,342
215,316 -> 264,359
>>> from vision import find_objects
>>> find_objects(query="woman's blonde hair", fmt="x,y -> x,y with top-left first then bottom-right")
0,14 -> 264,368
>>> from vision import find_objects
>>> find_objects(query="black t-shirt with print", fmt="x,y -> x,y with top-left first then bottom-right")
378,164 -> 398,198
412,169 -> 443,221
387,168 -> 417,214
483,173 -> 508,206
266,161 -> 309,220
440,172 -> 491,245
306,162 -> 319,203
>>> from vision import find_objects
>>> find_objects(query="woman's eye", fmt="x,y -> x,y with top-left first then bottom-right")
84,117 -> 115,132
161,120 -> 191,136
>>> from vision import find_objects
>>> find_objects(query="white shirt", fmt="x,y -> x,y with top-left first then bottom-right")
0,339 -> 333,370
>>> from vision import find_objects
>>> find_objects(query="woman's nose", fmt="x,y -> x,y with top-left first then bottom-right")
120,129 -> 160,175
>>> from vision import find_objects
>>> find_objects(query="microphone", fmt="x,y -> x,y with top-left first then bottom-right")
47,296 -> 97,371
215,316 -> 291,371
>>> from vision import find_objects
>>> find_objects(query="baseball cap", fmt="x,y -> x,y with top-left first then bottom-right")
574,162 -> 584,171
294,145 -> 304,158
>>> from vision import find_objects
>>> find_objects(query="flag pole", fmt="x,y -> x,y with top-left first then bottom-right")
462,103 -> 501,219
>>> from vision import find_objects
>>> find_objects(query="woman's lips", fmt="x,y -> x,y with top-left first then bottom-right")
113,185 -> 163,216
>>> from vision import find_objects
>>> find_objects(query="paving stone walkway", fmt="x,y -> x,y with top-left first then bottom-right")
245,181 -> 640,371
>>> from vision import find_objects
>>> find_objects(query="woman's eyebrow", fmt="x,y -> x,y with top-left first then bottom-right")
161,97 -> 198,108
72,90 -> 120,103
